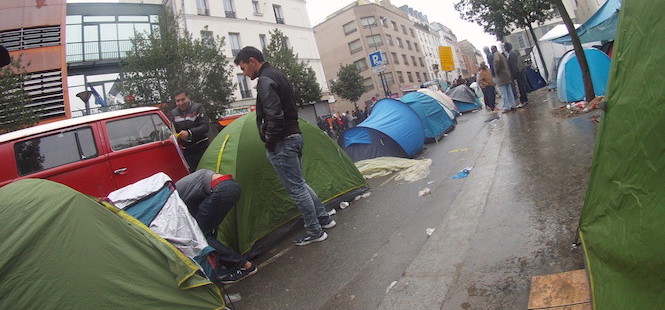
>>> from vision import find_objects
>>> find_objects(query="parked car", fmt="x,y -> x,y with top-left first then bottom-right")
0,107 -> 190,197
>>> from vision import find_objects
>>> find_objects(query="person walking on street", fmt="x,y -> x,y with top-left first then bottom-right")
505,42 -> 529,107
234,46 -> 335,246
478,63 -> 497,111
492,46 -> 516,113
170,90 -> 210,172
175,169 -> 257,284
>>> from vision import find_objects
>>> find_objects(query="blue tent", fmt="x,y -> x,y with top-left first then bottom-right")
400,92 -> 455,143
447,85 -> 482,113
551,0 -> 621,45
557,48 -> 611,102
340,98 -> 425,162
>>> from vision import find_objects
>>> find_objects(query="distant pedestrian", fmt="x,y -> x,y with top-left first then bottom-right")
478,63 -> 497,111
234,46 -> 335,246
492,45 -> 516,112
170,89 -> 210,172
505,42 -> 529,107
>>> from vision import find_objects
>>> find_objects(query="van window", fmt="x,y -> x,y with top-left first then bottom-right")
107,114 -> 170,151
15,127 -> 98,176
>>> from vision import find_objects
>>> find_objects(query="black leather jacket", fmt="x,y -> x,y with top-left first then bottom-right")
170,102 -> 210,150
256,63 -> 300,149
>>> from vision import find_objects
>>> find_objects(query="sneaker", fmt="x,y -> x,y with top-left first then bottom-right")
516,103 -> 524,108
217,264 -> 258,284
319,217 -> 337,229
294,231 -> 328,246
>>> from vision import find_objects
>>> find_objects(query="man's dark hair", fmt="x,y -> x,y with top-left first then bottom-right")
234,46 -> 264,65
174,89 -> 188,98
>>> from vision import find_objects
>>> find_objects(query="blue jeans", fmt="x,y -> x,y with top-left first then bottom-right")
266,133 -> 329,236
498,83 -> 516,110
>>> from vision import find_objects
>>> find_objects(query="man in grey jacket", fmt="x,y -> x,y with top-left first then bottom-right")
233,46 -> 335,246
505,42 -> 529,107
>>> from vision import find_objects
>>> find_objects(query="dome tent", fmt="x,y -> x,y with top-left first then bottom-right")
418,88 -> 459,116
447,84 -> 482,112
340,98 -> 425,162
556,47 -> 611,102
400,91 -> 455,142
197,112 -> 367,258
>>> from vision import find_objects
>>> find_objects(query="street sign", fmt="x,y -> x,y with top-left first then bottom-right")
368,51 -> 384,67
372,65 -> 386,73
439,46 -> 455,71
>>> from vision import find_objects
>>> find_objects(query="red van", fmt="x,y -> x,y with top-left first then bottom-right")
0,107 -> 190,197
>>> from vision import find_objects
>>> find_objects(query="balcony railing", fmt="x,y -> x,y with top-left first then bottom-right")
225,11 -> 236,18
197,8 -> 209,16
275,17 -> 285,24
66,40 -> 140,63
240,89 -> 252,99
231,48 -> 240,57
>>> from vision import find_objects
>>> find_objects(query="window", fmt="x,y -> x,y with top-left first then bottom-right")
419,57 -> 424,67
385,34 -> 393,46
406,40 -> 412,50
423,72 -> 429,80
361,16 -> 376,27
348,39 -> 362,54
407,71 -> 413,83
362,77 -> 374,90
252,0 -> 261,14
259,34 -> 267,49
237,74 -> 252,98
517,33 -> 526,48
391,52 -> 399,64
382,52 -> 389,64
401,25 -> 407,34
367,34 -> 383,48
273,5 -> 284,24
397,71 -> 404,83
283,36 -> 291,49
411,56 -> 416,66
107,114 -> 169,151
223,0 -> 236,18
229,33 -> 241,56
196,0 -> 209,15
15,127 -> 98,176
200,30 -> 213,47
410,28 -> 415,37
354,58 -> 368,71
416,72 -> 421,82
384,72 -> 394,85
414,43 -> 419,52
343,21 -> 357,35
381,16 -> 388,28
391,21 -> 398,31
402,54 -> 408,65
396,37 -> 403,48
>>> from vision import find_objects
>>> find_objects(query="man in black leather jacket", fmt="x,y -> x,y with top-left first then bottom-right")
234,47 -> 335,246
170,89 -> 210,172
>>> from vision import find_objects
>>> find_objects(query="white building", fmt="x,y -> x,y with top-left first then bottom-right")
164,0 -> 329,107
398,5 -> 440,83
430,22 -> 463,82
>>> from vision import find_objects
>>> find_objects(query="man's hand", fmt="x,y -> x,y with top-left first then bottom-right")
177,130 -> 190,140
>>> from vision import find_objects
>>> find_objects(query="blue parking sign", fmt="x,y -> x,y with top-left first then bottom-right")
368,51 -> 383,67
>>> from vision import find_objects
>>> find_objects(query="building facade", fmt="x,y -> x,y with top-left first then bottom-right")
314,0 -> 429,112
398,5 -> 440,83
429,22 -> 463,82
165,0 -> 329,108
0,0 -> 70,123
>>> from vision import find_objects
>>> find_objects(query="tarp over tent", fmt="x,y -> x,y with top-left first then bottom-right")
550,0 -> 621,45
579,2 -> 665,308
446,85 -> 482,112
556,48 -> 611,102
400,91 -> 455,142
198,112 -> 368,257
0,179 -> 223,309
418,88 -> 459,116
340,98 -> 425,162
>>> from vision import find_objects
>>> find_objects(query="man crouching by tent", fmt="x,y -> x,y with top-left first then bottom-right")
176,169 -> 257,284
234,46 -> 336,246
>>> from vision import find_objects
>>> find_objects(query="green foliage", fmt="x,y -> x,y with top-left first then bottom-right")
120,10 -> 235,120
330,64 -> 366,108
262,29 -> 322,107
455,0 -> 554,39
0,55 -> 39,132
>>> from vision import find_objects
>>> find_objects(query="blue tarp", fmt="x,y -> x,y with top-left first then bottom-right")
557,48 -> 611,102
552,0 -> 621,45
401,92 -> 455,142
341,98 -> 424,161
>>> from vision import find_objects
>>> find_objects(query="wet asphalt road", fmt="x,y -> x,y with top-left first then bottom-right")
224,89 -> 597,310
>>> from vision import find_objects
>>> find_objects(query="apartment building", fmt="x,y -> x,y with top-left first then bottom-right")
0,0 -> 70,123
398,5 -> 440,82
313,0 -> 429,112
430,22 -> 463,82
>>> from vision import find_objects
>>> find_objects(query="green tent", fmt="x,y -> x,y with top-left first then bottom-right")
580,2 -> 665,309
198,112 -> 368,257
0,179 -> 223,309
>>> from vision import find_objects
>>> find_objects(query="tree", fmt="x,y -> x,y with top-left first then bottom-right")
262,29 -> 322,107
455,0 -> 554,80
553,0 -> 595,102
330,64 -> 366,109
120,10 -> 235,121
0,55 -> 39,132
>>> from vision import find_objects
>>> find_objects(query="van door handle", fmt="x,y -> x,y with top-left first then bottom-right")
113,168 -> 128,175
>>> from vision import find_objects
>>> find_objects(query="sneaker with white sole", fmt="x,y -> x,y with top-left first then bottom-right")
319,217 -> 336,229
294,231 -> 328,246
217,264 -> 258,284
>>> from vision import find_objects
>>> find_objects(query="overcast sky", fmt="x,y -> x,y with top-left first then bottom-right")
306,0 -> 500,51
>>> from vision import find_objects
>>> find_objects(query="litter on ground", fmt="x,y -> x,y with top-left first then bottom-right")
451,166 -> 473,179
